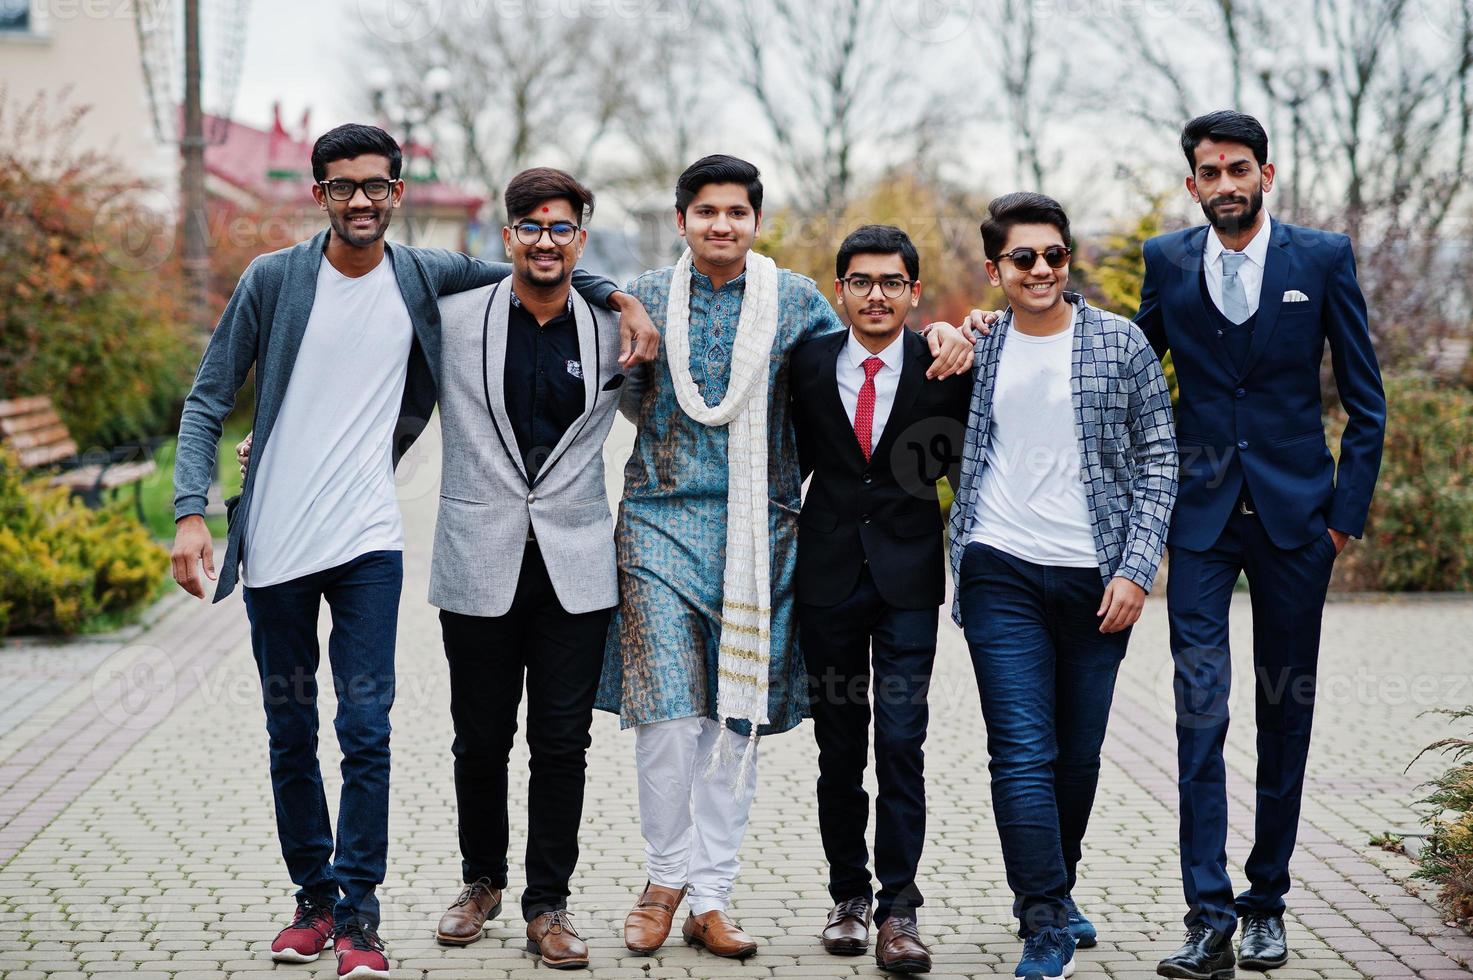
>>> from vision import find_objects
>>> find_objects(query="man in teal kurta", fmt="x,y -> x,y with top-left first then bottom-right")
598,156 -> 974,959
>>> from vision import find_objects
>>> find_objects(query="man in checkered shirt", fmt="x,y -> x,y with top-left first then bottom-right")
946,192 -> 1178,980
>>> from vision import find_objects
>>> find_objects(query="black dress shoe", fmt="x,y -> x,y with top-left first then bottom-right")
1236,914 -> 1287,971
1157,923 -> 1236,979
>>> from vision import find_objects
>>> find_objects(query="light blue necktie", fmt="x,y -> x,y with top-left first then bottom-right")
1220,251 -> 1250,324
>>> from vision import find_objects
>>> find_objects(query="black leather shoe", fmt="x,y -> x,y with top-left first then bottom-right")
1236,914 -> 1287,971
1157,923 -> 1236,979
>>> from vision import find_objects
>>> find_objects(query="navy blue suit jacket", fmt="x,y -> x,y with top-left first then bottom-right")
1134,221 -> 1385,552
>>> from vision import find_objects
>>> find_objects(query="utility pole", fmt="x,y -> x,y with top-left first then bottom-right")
181,0 -> 210,330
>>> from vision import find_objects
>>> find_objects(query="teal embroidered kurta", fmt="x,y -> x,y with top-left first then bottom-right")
595,263 -> 844,735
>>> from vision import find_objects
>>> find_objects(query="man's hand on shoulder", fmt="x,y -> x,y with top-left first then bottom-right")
920,322 -> 975,379
610,291 -> 660,368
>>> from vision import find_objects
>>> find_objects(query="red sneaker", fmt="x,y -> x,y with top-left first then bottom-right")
270,897 -> 334,963
334,922 -> 390,980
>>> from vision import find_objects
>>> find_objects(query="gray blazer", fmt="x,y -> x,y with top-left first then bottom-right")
428,281 -> 625,617
172,230 -> 616,602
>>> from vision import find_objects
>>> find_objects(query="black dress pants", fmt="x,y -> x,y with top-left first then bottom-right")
439,540 -> 612,921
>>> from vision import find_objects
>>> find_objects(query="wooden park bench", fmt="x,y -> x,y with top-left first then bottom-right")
0,395 -> 159,520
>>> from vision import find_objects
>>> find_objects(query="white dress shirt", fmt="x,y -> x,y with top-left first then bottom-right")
835,328 -> 905,454
1203,212 -> 1273,319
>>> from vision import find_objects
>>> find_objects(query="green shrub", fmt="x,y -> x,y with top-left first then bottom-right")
0,448 -> 168,636
1328,377 -> 1473,591
1413,708 -> 1473,923
0,90 -> 194,449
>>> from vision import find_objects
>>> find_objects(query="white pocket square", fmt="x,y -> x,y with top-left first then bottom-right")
1283,289 -> 1309,302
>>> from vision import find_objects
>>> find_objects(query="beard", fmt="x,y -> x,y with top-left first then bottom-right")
1202,187 -> 1264,235
329,208 -> 391,247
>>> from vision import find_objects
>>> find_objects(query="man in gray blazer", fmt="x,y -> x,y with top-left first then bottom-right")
427,168 -> 629,970
170,127 -> 653,980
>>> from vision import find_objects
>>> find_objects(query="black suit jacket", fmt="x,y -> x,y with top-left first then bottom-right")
790,328 -> 973,609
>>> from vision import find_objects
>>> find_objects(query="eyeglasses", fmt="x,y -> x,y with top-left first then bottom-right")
319,178 -> 398,202
840,275 -> 915,299
997,245 -> 1072,271
513,221 -> 581,246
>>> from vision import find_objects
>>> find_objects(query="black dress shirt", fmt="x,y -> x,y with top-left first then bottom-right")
504,292 -> 585,482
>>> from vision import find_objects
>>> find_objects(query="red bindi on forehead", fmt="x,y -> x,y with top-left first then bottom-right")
542,206 -> 549,213
1220,154 -> 1226,160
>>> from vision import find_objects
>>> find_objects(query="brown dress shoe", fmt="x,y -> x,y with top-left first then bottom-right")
434,878 -> 502,946
624,881 -> 687,954
875,915 -> 931,973
682,909 -> 758,958
526,910 -> 589,970
821,896 -> 872,954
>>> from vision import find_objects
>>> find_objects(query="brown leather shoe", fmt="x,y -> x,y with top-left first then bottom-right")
821,896 -> 872,954
875,915 -> 931,973
682,909 -> 758,958
525,910 -> 589,970
624,881 -> 687,954
434,878 -> 502,946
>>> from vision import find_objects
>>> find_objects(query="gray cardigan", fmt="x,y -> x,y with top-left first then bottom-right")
173,229 -> 617,602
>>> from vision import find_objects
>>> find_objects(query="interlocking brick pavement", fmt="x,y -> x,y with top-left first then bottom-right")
1,417 -> 1470,978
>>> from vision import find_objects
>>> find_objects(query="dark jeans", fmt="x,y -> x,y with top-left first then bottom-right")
1168,508 -> 1336,934
799,565 -> 937,924
957,542 -> 1130,938
241,549 -> 402,930
439,541 -> 612,922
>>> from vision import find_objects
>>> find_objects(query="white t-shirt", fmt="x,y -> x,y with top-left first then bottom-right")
835,329 -> 904,454
243,253 -> 414,588
967,319 -> 1097,568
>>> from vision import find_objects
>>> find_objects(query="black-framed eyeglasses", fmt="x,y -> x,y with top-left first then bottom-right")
840,275 -> 915,299
997,245 -> 1072,271
513,221 -> 581,246
319,177 -> 398,202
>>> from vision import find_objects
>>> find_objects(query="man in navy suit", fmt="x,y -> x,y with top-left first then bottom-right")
1139,111 -> 1386,979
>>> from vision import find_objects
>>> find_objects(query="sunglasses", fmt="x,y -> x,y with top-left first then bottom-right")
513,221 -> 581,246
319,178 -> 397,202
997,245 -> 1072,271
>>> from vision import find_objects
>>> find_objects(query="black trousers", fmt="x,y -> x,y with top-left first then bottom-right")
439,541 -> 613,921
799,564 -> 938,924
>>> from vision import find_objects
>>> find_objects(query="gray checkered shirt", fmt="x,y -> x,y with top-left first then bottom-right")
948,293 -> 1178,626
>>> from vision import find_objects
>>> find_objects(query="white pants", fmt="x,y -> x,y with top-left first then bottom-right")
635,716 -> 760,914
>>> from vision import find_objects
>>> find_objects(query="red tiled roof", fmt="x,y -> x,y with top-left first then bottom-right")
200,106 -> 485,212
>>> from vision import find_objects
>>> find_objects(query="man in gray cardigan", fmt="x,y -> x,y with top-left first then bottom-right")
168,125 -> 654,980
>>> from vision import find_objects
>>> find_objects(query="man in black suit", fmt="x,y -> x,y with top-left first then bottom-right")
790,225 -> 972,975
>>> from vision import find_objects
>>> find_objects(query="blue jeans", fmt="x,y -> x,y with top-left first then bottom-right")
242,550 -> 401,930
957,542 -> 1130,937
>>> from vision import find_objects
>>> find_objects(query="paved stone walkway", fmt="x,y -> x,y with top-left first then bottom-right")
1,417 -> 1471,978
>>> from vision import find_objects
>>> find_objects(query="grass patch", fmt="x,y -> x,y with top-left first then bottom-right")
132,420 -> 250,540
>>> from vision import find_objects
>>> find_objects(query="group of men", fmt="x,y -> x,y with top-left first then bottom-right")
172,108 -> 1385,980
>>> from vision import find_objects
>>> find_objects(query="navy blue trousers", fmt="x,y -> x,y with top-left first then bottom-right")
242,550 -> 401,930
799,565 -> 938,924
1167,507 -> 1337,934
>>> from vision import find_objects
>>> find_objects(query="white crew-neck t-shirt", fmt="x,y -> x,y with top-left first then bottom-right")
242,252 -> 414,588
967,319 -> 1098,568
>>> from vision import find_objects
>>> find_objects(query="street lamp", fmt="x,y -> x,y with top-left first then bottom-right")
1255,47 -> 1334,221
368,65 -> 452,245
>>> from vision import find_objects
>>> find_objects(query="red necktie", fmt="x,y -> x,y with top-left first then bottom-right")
853,356 -> 885,462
